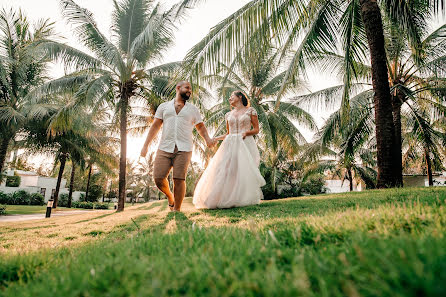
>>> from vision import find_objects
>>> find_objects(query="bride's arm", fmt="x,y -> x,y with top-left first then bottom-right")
242,112 -> 260,139
213,120 -> 230,141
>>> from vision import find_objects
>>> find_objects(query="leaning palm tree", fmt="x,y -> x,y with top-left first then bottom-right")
32,0 -> 202,211
184,0 -> 445,188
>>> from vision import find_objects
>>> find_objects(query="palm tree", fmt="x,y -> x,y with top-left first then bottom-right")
402,107 -> 446,186
202,42 -> 316,156
294,15 -> 446,186
311,94 -> 377,191
0,9 -> 56,177
22,94 -> 117,207
31,0 -> 203,211
184,0 -> 445,188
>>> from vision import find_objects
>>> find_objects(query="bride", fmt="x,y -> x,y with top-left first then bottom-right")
193,91 -> 266,209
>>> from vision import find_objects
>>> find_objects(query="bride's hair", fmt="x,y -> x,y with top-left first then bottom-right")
234,91 -> 250,107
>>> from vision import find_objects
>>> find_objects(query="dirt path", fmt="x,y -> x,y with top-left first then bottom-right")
0,210 -> 93,222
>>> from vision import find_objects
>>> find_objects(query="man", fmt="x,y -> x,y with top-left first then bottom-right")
140,81 -> 215,211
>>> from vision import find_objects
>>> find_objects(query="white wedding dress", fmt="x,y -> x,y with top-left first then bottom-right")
193,107 -> 266,209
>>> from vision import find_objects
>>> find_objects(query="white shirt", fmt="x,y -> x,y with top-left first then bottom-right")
155,99 -> 203,153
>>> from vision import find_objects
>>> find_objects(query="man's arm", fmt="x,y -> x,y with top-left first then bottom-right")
195,122 -> 215,148
140,118 -> 163,157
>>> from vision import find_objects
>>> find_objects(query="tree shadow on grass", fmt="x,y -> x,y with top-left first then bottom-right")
201,188 -> 446,220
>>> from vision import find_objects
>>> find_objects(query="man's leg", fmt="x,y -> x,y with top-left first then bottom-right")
172,150 -> 192,211
173,178 -> 186,211
154,178 -> 174,206
153,150 -> 174,207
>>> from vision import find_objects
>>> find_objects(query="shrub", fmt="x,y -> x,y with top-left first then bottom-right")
71,201 -> 94,209
79,193 -> 86,202
300,175 -> 326,195
11,190 -> 31,205
29,193 -> 45,206
5,175 -> 20,187
70,201 -> 108,209
0,192 -> 8,204
85,185 -> 103,202
93,203 -> 109,209
58,193 -> 69,207
0,205 -> 5,215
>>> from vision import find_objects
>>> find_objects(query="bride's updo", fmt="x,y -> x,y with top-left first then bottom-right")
234,91 -> 250,107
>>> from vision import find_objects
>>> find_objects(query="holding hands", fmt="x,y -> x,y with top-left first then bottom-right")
206,137 -> 217,148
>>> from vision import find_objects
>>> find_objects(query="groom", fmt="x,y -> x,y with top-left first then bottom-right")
140,81 -> 215,211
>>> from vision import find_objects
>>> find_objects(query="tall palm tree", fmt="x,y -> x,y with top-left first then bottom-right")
184,0 -> 445,188
294,16 -> 446,186
31,0 -> 203,211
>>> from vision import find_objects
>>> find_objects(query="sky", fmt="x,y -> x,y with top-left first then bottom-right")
5,1 -> 442,170
1,0 -> 263,168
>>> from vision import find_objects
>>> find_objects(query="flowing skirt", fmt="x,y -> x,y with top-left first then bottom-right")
193,134 -> 266,209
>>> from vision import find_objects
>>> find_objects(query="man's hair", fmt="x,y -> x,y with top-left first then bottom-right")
176,80 -> 190,88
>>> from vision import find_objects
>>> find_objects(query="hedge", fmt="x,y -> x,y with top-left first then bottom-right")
0,191 -> 45,206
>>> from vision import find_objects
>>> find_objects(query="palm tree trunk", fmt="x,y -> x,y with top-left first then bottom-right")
359,0 -> 397,188
117,92 -> 129,212
68,163 -> 76,208
392,94 -> 404,187
0,136 -> 11,180
53,153 -> 67,208
347,168 -> 354,192
85,165 -> 92,202
425,148 -> 433,186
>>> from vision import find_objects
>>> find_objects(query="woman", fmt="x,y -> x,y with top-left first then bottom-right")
193,91 -> 266,209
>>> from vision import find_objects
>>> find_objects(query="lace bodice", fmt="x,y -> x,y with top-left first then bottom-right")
225,107 -> 257,134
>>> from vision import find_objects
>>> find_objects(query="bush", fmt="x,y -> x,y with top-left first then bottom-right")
87,185 -> 103,202
5,175 -> 20,187
79,193 -> 86,202
58,193 -> 69,207
0,192 -> 8,204
11,190 -> 31,205
0,205 -> 5,215
70,201 -> 108,209
300,175 -> 326,195
93,203 -> 109,209
71,201 -> 94,209
279,187 -> 301,198
29,193 -> 45,206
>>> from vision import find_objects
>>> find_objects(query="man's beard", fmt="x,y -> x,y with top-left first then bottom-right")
180,92 -> 190,100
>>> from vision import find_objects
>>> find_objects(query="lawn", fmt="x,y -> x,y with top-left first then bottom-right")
0,187 -> 445,296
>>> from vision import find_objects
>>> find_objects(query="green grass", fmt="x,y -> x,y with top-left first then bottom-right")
0,187 -> 445,296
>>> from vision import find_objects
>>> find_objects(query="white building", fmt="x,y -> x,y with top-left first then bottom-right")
0,170 -> 83,202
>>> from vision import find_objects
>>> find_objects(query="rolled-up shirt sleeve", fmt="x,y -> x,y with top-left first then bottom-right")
194,107 -> 203,125
154,103 -> 165,119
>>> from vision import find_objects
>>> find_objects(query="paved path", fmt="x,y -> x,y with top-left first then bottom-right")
0,210 -> 92,222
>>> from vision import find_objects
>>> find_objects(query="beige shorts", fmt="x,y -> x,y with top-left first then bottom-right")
153,147 -> 192,180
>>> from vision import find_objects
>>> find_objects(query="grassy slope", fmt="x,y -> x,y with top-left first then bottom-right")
0,188 -> 445,296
